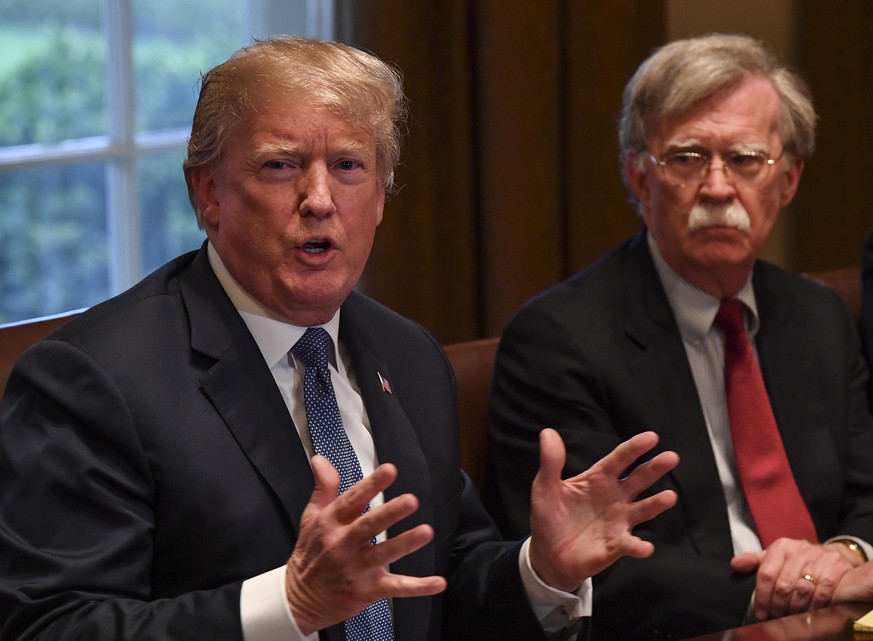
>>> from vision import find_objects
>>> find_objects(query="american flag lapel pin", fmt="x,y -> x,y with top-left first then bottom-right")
378,371 -> 392,395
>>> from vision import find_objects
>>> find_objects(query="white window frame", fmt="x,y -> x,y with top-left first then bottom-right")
0,0 -> 332,297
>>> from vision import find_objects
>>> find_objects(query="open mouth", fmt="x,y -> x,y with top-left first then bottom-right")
302,239 -> 331,254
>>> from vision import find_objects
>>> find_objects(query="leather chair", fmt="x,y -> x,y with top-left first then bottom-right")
443,336 -> 499,493
804,266 -> 861,329
0,310 -> 81,393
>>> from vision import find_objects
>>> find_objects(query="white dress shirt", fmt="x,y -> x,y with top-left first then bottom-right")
647,233 -> 872,560
205,244 -> 591,641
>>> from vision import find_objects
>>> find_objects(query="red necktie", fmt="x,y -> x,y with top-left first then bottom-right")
715,299 -> 817,547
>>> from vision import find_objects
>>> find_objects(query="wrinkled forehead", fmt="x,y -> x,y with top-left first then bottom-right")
648,77 -> 783,150
221,87 -> 375,151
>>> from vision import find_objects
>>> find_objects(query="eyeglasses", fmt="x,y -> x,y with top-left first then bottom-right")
648,150 -> 783,189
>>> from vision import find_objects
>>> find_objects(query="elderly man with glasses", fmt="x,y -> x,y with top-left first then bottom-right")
485,33 -> 873,641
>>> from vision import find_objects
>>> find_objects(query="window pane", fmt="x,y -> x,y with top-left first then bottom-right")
133,0 -> 246,133
0,163 -> 109,323
0,2 -> 105,146
139,151 -> 206,274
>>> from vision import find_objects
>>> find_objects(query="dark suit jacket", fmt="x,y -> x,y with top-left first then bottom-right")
485,229 -> 873,641
862,223 -> 873,380
0,245 -> 561,641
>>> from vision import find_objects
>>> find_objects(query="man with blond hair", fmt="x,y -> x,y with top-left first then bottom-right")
0,37 -> 679,641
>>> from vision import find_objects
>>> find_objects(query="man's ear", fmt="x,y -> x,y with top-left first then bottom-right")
189,165 -> 220,228
376,190 -> 385,226
625,153 -> 651,210
778,158 -> 804,208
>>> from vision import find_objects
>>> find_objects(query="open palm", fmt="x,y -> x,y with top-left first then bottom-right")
528,429 -> 679,592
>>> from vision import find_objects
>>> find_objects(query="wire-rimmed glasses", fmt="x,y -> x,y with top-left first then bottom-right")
648,150 -> 783,189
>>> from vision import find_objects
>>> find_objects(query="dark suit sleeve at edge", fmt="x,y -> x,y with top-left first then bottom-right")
442,475 -> 586,641
0,341 -> 245,641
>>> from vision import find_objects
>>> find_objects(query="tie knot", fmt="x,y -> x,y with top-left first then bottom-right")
291,327 -> 331,370
714,299 -> 747,336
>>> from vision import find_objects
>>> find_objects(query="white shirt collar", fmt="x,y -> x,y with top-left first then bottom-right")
206,242 -> 342,371
646,231 -> 759,340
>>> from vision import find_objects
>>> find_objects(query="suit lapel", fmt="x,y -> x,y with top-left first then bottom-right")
622,232 -> 735,558
179,248 -> 313,536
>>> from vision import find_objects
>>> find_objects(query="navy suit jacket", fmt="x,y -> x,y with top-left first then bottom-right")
862,224 -> 873,382
485,229 -> 873,641
0,245 -> 563,641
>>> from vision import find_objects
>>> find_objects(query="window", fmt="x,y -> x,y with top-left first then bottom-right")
0,0 -> 332,323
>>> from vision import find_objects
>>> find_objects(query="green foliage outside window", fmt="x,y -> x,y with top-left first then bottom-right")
0,4 -> 241,323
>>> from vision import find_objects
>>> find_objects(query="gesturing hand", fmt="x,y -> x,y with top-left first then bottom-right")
528,429 -> 679,592
285,455 -> 447,635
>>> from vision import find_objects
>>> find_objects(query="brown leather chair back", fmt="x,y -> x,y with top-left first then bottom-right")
443,336 -> 499,493
0,310 -> 80,394
804,266 -> 861,329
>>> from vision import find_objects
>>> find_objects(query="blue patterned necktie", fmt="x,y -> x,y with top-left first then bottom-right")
291,327 -> 394,641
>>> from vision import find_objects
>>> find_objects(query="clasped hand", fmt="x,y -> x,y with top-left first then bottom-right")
731,538 -> 861,620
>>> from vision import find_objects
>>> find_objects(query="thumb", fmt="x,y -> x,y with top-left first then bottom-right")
536,428 -> 566,487
731,551 -> 765,573
310,454 -> 340,509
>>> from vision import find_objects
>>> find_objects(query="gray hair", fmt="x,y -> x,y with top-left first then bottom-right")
183,36 -> 408,225
619,33 -> 816,177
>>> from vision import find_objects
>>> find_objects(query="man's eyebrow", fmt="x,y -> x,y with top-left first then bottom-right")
662,139 -> 770,154
250,139 -> 372,159
251,142 -> 305,159
328,139 -> 372,156
662,138 -> 703,151
729,142 -> 770,154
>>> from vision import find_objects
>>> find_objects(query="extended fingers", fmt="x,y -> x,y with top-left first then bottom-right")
329,462 -> 399,524
366,524 -> 436,571
593,431 -> 665,479
617,535 -> 656,560
327,523 -> 444,602
346,495 -> 424,551
378,573 -> 447,599
536,428 -> 567,486
620,450 -> 680,499
306,460 -> 424,560
310,455 -> 341,508
626,489 -> 678,528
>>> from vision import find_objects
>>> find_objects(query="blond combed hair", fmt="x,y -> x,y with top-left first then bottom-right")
183,36 -> 408,225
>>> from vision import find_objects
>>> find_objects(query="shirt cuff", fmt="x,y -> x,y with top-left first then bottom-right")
825,535 -> 873,563
240,565 -> 317,641
518,537 -> 593,632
